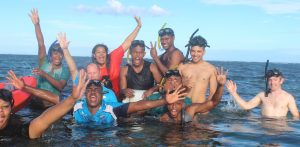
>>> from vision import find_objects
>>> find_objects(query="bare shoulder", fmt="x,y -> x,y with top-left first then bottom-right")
171,49 -> 184,57
121,66 -> 129,75
282,90 -> 295,101
159,113 -> 170,122
203,61 -> 216,72
256,92 -> 265,99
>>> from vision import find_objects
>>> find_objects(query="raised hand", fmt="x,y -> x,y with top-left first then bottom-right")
32,68 -> 45,76
123,88 -> 134,98
71,69 -> 89,100
216,67 -> 228,86
142,89 -> 153,99
6,70 -> 25,90
57,32 -> 70,50
226,80 -> 237,94
134,16 -> 142,28
29,8 -> 40,25
165,85 -> 187,104
150,41 -> 158,59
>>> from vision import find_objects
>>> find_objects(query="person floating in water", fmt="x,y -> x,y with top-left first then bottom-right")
159,67 -> 226,123
120,40 -> 162,101
226,68 -> 299,119
28,9 -> 70,108
150,27 -> 184,74
178,35 -> 217,103
91,16 -> 142,99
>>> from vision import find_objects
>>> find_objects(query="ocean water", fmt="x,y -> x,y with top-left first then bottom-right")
1,54 -> 300,146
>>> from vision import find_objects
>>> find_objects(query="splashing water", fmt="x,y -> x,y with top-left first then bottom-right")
221,95 -> 241,113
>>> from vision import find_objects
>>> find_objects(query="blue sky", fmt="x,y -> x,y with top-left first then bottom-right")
1,0 -> 300,63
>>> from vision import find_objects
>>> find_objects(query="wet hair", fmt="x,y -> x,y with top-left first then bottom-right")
0,89 -> 14,107
91,44 -> 110,69
47,40 -> 63,63
189,35 -> 210,48
130,40 -> 146,52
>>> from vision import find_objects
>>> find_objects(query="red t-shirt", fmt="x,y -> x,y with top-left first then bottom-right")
99,45 -> 124,98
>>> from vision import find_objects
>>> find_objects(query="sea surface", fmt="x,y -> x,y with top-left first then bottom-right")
1,54 -> 300,146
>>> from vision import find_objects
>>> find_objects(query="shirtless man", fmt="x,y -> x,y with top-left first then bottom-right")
226,68 -> 299,119
178,35 -> 217,103
150,28 -> 184,74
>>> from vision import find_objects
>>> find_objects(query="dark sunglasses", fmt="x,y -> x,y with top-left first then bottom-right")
265,69 -> 283,79
158,28 -> 174,37
130,40 -> 150,49
165,70 -> 180,78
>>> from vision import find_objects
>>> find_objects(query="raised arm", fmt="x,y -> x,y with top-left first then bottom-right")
226,80 -> 261,110
57,32 -> 78,81
29,9 -> 46,66
186,67 -> 226,115
28,69 -> 88,139
121,16 -> 142,52
127,85 -> 187,114
287,95 -> 299,119
7,70 -> 59,104
150,41 -> 168,74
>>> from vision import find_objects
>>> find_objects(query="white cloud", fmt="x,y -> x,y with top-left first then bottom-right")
201,0 -> 300,14
45,20 -> 95,30
74,0 -> 169,16
150,5 -> 169,16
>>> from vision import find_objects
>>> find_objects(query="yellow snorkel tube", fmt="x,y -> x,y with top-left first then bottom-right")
157,23 -> 167,49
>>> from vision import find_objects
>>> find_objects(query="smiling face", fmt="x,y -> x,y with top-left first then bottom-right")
163,75 -> 182,92
167,100 -> 184,118
85,84 -> 103,108
86,63 -> 100,80
93,47 -> 107,66
268,76 -> 284,91
0,99 -> 11,130
190,46 -> 205,63
160,35 -> 174,50
51,51 -> 63,66
130,46 -> 145,67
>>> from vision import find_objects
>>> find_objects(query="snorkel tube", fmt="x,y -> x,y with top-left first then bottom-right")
184,29 -> 199,63
157,23 -> 167,50
264,60 -> 269,97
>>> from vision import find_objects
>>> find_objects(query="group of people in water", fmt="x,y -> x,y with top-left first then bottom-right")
0,9 -> 299,139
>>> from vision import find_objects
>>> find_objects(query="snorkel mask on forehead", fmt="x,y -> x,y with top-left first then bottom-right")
165,70 -> 180,78
265,68 -> 283,79
130,40 -> 150,50
158,28 -> 174,37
